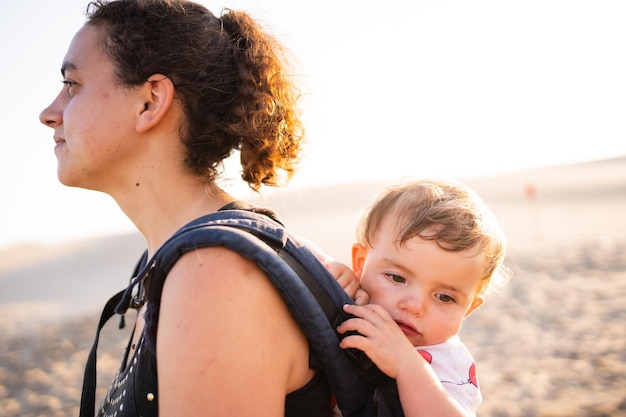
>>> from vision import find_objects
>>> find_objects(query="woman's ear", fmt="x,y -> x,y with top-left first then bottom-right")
136,74 -> 175,133
351,243 -> 367,280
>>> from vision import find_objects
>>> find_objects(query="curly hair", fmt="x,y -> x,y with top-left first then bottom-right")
86,0 -> 304,190
356,179 -> 511,295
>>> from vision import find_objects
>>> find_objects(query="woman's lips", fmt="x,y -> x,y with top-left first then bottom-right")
54,137 -> 66,151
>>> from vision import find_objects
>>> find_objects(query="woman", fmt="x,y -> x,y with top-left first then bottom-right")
39,1 -> 331,415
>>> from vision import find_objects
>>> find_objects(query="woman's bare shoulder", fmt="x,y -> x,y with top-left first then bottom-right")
159,246 -> 290,325
155,246 -> 313,415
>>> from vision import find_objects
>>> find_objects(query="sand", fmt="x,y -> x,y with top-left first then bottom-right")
1,156 -> 625,416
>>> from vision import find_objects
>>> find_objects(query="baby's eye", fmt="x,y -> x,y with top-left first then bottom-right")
385,273 -> 406,284
436,293 -> 456,303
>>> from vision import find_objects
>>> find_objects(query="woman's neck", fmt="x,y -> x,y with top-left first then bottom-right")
113,177 -> 235,256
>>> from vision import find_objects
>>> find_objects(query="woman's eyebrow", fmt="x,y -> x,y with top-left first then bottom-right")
61,62 -> 77,77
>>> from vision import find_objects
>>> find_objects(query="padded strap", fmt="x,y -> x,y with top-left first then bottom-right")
79,252 -> 146,417
79,290 -> 125,417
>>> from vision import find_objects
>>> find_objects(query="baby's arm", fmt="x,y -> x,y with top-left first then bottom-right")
338,304 -> 472,417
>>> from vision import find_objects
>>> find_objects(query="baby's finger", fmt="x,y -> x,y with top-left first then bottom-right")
340,277 -> 359,298
336,315 -> 378,338
343,303 -> 387,320
325,260 -> 341,272
336,316 -> 362,334
354,289 -> 370,306
339,333 -> 369,351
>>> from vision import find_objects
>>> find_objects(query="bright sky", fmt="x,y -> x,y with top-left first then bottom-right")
1,0 -> 625,250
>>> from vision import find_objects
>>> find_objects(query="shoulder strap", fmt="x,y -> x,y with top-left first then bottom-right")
115,208 -> 388,416
79,289 -> 125,417
79,251 -> 147,417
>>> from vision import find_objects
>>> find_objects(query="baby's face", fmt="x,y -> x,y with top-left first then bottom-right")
352,220 -> 485,347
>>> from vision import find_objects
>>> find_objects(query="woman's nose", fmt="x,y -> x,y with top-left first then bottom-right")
39,95 -> 63,128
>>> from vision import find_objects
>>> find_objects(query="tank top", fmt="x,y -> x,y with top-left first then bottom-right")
97,330 -> 333,417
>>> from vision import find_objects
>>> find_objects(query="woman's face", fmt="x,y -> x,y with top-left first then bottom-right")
39,24 -> 146,192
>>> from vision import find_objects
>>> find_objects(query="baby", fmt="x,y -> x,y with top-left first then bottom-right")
329,179 -> 511,416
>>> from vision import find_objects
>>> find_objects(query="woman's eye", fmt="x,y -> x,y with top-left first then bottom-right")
62,80 -> 76,95
436,293 -> 456,303
386,273 -> 406,284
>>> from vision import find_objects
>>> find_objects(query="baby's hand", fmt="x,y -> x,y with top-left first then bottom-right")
325,261 -> 370,305
326,261 -> 360,299
337,304 -> 417,379
299,237 -> 370,304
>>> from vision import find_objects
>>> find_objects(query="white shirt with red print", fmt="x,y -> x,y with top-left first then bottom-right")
416,335 -> 482,416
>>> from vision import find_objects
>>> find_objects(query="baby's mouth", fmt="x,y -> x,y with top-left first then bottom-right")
396,320 -> 419,336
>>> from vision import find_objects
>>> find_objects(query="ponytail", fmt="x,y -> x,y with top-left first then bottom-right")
87,0 -> 304,191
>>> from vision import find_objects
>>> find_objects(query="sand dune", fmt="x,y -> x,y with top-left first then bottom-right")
1,156 -> 625,416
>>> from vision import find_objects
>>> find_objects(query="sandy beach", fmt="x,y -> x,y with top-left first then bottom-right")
1,156 -> 625,416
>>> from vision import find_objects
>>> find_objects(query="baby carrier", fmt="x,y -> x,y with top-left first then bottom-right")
79,202 -> 403,416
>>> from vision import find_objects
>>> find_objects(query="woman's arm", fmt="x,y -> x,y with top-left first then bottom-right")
157,246 -> 313,416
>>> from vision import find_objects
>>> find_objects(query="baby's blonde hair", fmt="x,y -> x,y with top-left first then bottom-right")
356,179 -> 511,295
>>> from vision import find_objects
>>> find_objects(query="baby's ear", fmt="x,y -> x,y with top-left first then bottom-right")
351,243 -> 367,280
464,295 -> 484,318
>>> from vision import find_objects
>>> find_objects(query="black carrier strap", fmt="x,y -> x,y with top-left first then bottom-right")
79,290 -> 125,417
79,248 -> 148,417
